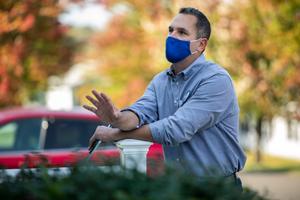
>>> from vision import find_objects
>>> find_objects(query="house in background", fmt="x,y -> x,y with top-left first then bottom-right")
46,60 -> 98,110
240,113 -> 300,160
263,116 -> 300,160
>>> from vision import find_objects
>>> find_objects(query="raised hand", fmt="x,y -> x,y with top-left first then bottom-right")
83,90 -> 121,125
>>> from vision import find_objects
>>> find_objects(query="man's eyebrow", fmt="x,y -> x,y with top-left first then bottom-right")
168,26 -> 190,34
177,27 -> 189,34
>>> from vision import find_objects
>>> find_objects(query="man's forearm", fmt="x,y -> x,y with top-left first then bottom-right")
113,110 -> 140,131
115,124 -> 154,142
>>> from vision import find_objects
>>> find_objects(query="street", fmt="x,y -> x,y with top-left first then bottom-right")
240,172 -> 300,200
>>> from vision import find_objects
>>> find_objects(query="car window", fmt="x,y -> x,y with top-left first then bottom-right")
44,118 -> 115,150
0,122 -> 17,150
0,118 -> 42,152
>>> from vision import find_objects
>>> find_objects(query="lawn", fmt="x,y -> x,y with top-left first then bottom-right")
244,151 -> 300,172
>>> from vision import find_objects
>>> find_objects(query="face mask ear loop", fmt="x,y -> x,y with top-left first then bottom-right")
190,38 -> 204,55
191,50 -> 199,55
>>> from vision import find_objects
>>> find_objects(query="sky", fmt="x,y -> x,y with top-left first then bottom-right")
59,2 -> 112,30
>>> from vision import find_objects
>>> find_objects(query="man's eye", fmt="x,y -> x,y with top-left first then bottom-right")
179,31 -> 186,35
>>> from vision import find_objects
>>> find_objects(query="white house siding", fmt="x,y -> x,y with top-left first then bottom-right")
263,116 -> 300,160
240,116 -> 300,160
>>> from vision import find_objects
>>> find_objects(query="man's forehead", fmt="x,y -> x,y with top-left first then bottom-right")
169,14 -> 197,31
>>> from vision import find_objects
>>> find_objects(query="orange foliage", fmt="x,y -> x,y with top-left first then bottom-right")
0,0 -> 75,107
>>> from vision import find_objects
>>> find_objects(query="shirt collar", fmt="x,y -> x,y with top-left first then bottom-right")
166,54 -> 206,80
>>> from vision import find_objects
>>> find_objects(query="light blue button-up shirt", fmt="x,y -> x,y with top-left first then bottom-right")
126,54 -> 246,176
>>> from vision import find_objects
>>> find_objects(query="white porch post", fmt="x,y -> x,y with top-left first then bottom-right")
115,139 -> 152,173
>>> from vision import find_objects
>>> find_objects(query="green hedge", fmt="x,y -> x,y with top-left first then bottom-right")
0,165 -> 267,200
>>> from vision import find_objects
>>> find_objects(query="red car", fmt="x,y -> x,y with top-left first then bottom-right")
0,107 -> 163,174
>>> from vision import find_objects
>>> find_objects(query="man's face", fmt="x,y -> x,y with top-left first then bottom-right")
168,14 -> 198,41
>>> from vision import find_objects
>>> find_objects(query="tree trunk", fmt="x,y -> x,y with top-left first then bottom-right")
255,115 -> 263,163
267,118 -> 273,139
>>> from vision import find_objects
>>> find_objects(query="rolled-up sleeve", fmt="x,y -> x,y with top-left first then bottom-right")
149,74 -> 234,146
123,80 -> 158,127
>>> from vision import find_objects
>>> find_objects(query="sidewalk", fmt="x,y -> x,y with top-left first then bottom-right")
240,172 -> 300,200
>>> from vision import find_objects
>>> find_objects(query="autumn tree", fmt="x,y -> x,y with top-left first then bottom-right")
76,0 -> 171,107
0,0 -> 76,107
219,0 -> 300,162
77,0 -> 225,108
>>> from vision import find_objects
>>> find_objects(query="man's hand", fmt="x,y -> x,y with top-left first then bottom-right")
83,90 -> 121,124
89,126 -> 121,149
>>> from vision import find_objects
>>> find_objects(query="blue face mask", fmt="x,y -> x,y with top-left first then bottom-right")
165,36 -> 199,63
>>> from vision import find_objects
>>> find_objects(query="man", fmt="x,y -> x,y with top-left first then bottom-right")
84,7 -> 246,181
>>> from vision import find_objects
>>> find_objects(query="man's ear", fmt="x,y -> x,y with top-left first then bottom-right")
197,38 -> 208,52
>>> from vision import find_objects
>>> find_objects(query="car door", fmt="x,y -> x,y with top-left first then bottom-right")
0,117 -> 119,169
41,117 -> 119,167
0,118 -> 43,168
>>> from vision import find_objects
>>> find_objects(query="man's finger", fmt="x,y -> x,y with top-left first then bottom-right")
86,95 -> 101,108
101,93 -> 116,112
100,92 -> 112,105
92,90 -> 105,105
82,105 -> 97,113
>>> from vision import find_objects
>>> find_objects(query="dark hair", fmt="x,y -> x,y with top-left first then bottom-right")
179,7 -> 211,39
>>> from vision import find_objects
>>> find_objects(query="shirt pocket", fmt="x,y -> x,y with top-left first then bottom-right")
178,90 -> 191,107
